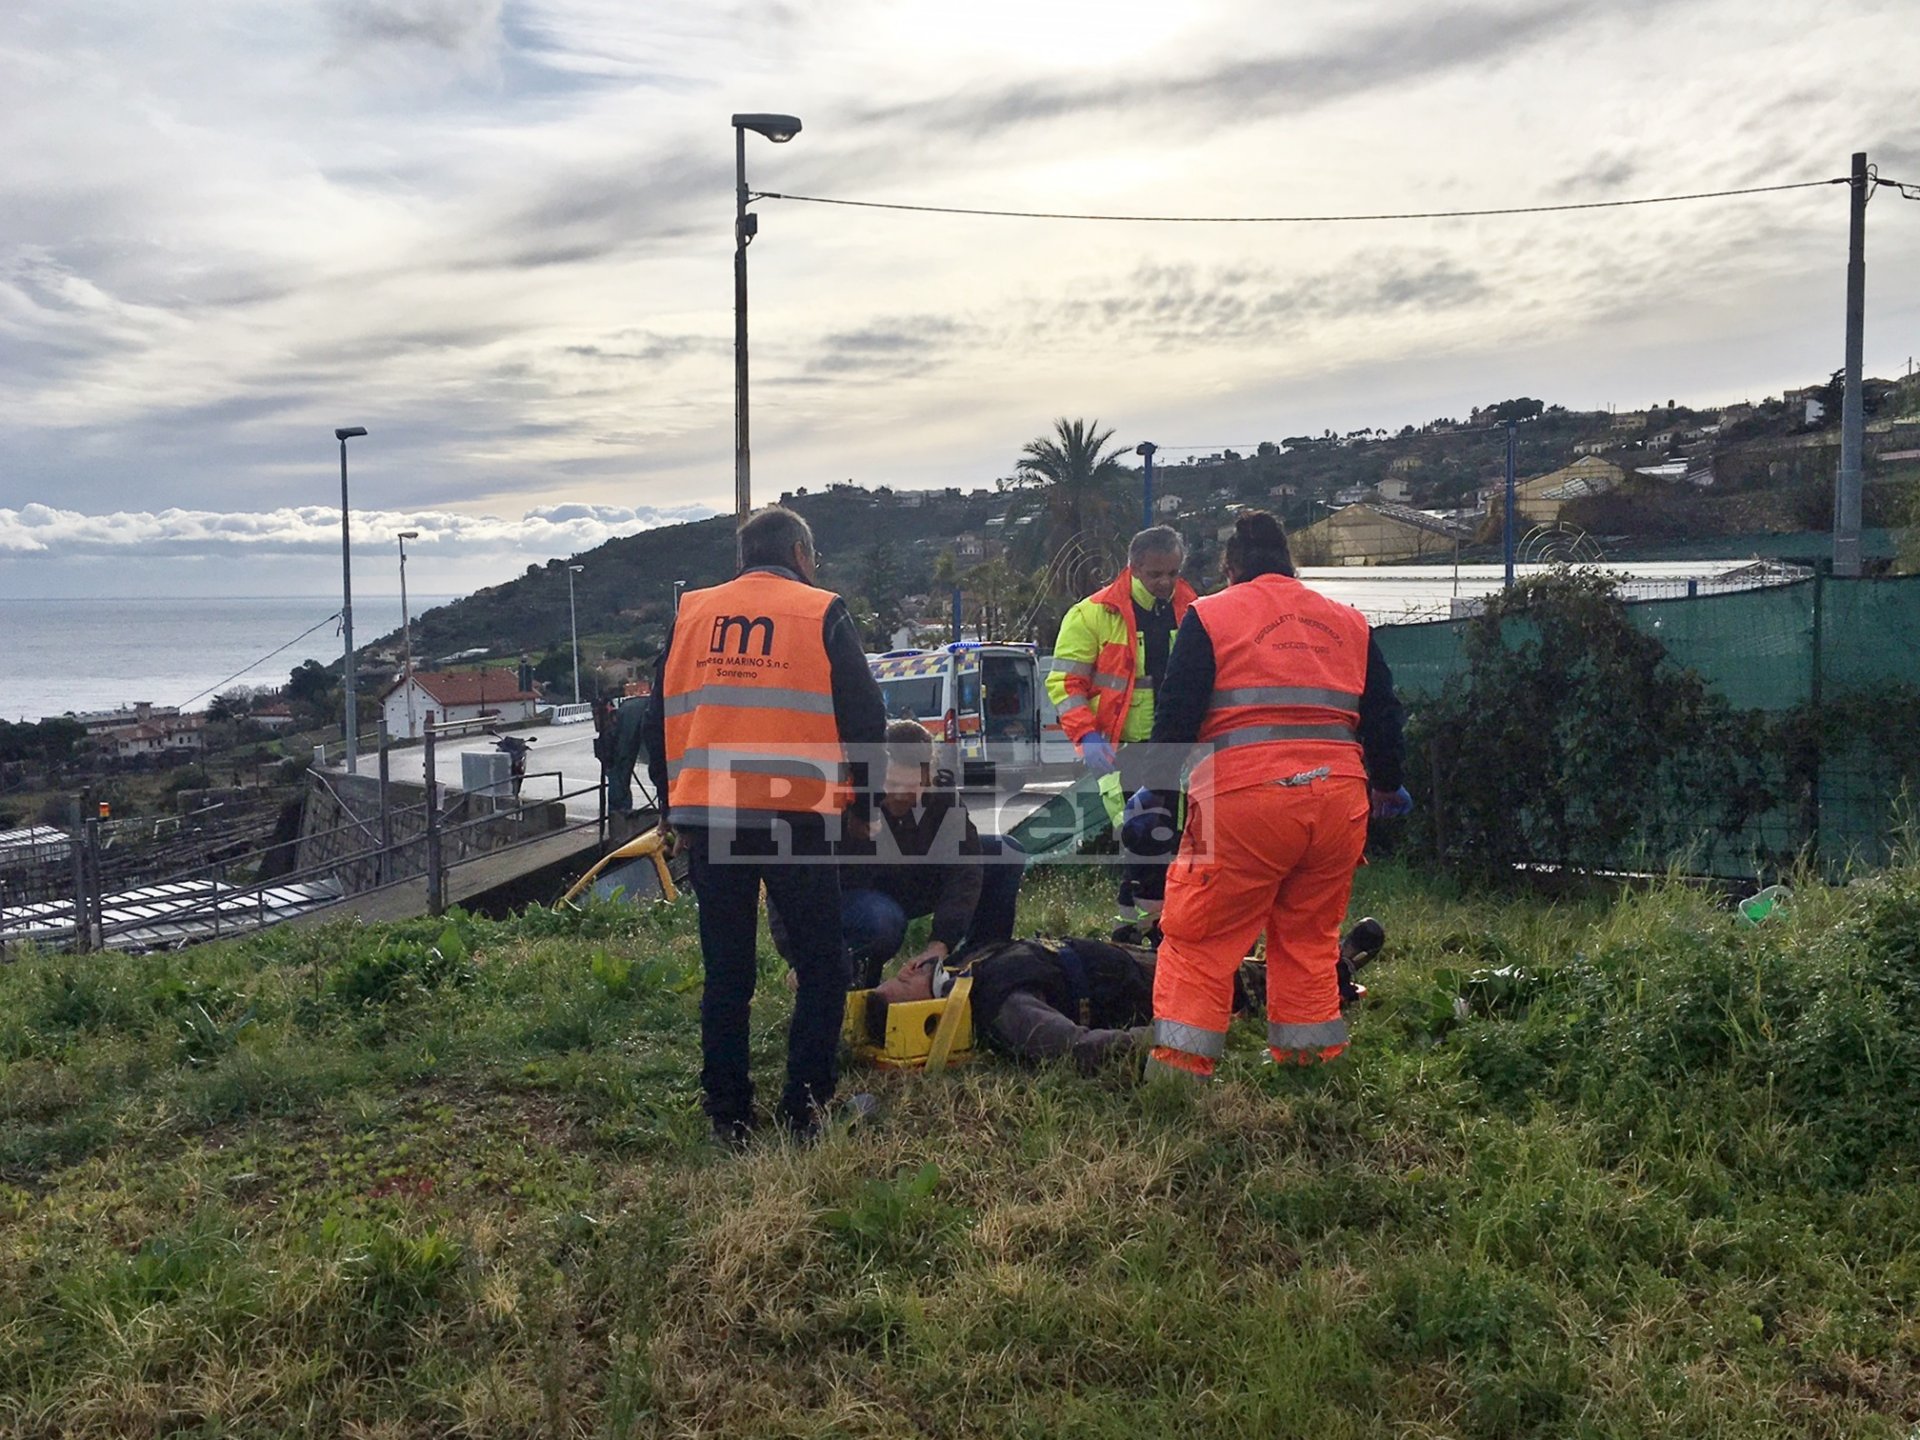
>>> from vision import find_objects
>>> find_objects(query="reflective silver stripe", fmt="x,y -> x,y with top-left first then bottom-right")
1133,675 -> 1154,693
666,750 -> 842,782
1091,672 -> 1129,692
1212,723 -> 1358,748
1144,1053 -> 1209,1082
1058,694 -> 1092,712
1051,659 -> 1096,678
1268,1017 -> 1349,1050
1209,686 -> 1361,711
662,686 -> 836,717
1153,1017 -> 1227,1059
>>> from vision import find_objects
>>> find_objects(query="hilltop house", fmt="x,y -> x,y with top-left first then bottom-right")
1501,457 -> 1625,526
1292,502 -> 1470,566
380,668 -> 539,741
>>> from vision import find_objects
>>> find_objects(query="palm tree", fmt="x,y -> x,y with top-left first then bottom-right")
1007,418 -> 1133,598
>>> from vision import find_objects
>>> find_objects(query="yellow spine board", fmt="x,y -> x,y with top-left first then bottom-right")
840,987 -> 975,1070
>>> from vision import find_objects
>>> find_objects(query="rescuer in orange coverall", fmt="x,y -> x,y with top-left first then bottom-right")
1134,511 -> 1409,1078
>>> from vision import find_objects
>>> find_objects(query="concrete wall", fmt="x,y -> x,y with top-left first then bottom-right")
294,769 -> 569,896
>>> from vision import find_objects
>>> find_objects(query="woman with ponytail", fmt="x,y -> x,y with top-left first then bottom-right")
1137,510 -> 1410,1079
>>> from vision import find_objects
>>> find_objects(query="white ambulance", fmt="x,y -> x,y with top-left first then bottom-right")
867,642 -> 1079,787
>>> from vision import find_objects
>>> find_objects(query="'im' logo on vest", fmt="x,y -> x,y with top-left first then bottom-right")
709,614 -> 776,657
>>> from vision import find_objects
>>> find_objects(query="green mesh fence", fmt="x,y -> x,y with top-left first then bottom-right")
1375,574 -> 1920,877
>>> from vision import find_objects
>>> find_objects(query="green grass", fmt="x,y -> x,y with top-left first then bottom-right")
3,859 -> 1919,1437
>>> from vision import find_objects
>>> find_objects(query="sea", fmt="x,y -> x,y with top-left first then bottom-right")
2,595 -> 463,723
3,560 -> 1784,724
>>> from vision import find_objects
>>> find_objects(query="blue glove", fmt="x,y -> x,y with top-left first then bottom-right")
1371,785 -> 1413,820
1078,733 -> 1118,776
1124,786 -> 1157,821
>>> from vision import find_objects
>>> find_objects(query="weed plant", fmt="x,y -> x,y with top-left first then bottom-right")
2,863 -> 1918,1436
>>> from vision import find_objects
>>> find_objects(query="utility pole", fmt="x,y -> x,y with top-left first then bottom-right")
1503,421 -> 1518,588
1834,151 -> 1868,578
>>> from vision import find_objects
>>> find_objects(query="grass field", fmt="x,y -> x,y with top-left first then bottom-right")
3,857 -> 1919,1438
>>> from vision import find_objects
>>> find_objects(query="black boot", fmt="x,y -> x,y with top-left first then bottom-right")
1337,917 -> 1387,1007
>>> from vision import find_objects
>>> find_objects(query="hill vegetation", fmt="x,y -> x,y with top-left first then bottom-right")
4,858 -> 1920,1435
382,375 -> 1920,689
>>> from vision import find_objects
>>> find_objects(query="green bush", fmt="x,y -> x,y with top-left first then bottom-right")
1408,570 -> 1776,877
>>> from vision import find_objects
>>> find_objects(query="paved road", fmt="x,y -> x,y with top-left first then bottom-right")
377,723 -> 617,823
376,723 -> 1075,836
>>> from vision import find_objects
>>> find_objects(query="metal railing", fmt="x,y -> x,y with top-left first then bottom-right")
3,716 -> 613,956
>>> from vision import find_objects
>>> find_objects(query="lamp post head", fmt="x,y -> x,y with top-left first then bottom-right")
569,564 -> 584,575
335,426 -> 367,441
1135,441 -> 1157,458
732,112 -> 802,143
398,530 -> 419,541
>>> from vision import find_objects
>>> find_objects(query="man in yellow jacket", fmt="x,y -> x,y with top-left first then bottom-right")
1046,526 -> 1197,932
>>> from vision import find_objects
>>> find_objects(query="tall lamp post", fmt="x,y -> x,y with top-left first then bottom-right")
732,111 -> 802,521
1135,441 -> 1158,528
334,426 -> 367,772
397,530 -> 419,739
567,564 -> 585,704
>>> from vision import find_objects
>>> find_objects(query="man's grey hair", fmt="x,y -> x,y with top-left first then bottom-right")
738,504 -> 815,571
1128,525 -> 1187,569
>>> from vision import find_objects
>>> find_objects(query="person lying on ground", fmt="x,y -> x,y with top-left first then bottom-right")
863,920 -> 1388,1075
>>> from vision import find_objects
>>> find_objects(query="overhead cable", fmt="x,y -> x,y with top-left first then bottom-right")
177,611 -> 343,709
753,177 -> 1846,225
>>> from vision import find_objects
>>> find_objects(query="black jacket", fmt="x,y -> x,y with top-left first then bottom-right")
840,790 -> 985,952
964,938 -> 1156,1047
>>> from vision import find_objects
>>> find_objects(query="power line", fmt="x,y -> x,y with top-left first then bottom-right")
753,177 -> 1845,225
178,611 -> 342,709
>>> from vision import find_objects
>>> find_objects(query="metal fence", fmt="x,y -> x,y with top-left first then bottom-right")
1374,571 -> 1920,877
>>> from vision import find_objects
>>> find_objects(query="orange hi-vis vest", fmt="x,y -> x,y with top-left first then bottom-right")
662,571 -> 847,824
1188,572 -> 1370,800
1052,568 -> 1199,745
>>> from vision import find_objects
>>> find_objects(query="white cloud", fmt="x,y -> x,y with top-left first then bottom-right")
0,0 -> 1915,561
0,500 -> 712,559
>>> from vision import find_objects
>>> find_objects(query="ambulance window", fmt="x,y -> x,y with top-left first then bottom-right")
879,676 -> 942,719
957,670 -> 981,712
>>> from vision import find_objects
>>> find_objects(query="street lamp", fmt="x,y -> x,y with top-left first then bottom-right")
1135,441 -> 1158,528
397,531 -> 420,739
732,111 -> 802,521
567,564 -> 585,704
334,426 -> 367,772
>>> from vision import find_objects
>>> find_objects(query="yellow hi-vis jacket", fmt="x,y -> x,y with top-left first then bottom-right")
1046,569 -> 1198,822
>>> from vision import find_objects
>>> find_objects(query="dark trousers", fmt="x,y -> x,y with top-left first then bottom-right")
989,990 -> 1142,1074
972,836 -> 1026,945
683,825 -> 847,1129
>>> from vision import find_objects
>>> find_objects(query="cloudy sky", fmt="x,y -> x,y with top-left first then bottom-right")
3,0 -> 1917,598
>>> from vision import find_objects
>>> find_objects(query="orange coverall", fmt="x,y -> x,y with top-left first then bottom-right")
1142,571 -> 1392,1076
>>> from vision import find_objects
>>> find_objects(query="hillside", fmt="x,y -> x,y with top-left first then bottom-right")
388,377 -> 1920,669
5,861 -> 1920,1435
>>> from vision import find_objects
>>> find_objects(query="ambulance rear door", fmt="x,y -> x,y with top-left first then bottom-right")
1037,656 -> 1080,765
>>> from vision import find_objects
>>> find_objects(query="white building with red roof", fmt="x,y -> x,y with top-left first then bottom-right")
380,668 -> 539,740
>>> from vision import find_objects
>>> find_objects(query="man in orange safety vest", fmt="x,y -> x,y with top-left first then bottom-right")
644,505 -> 886,1145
